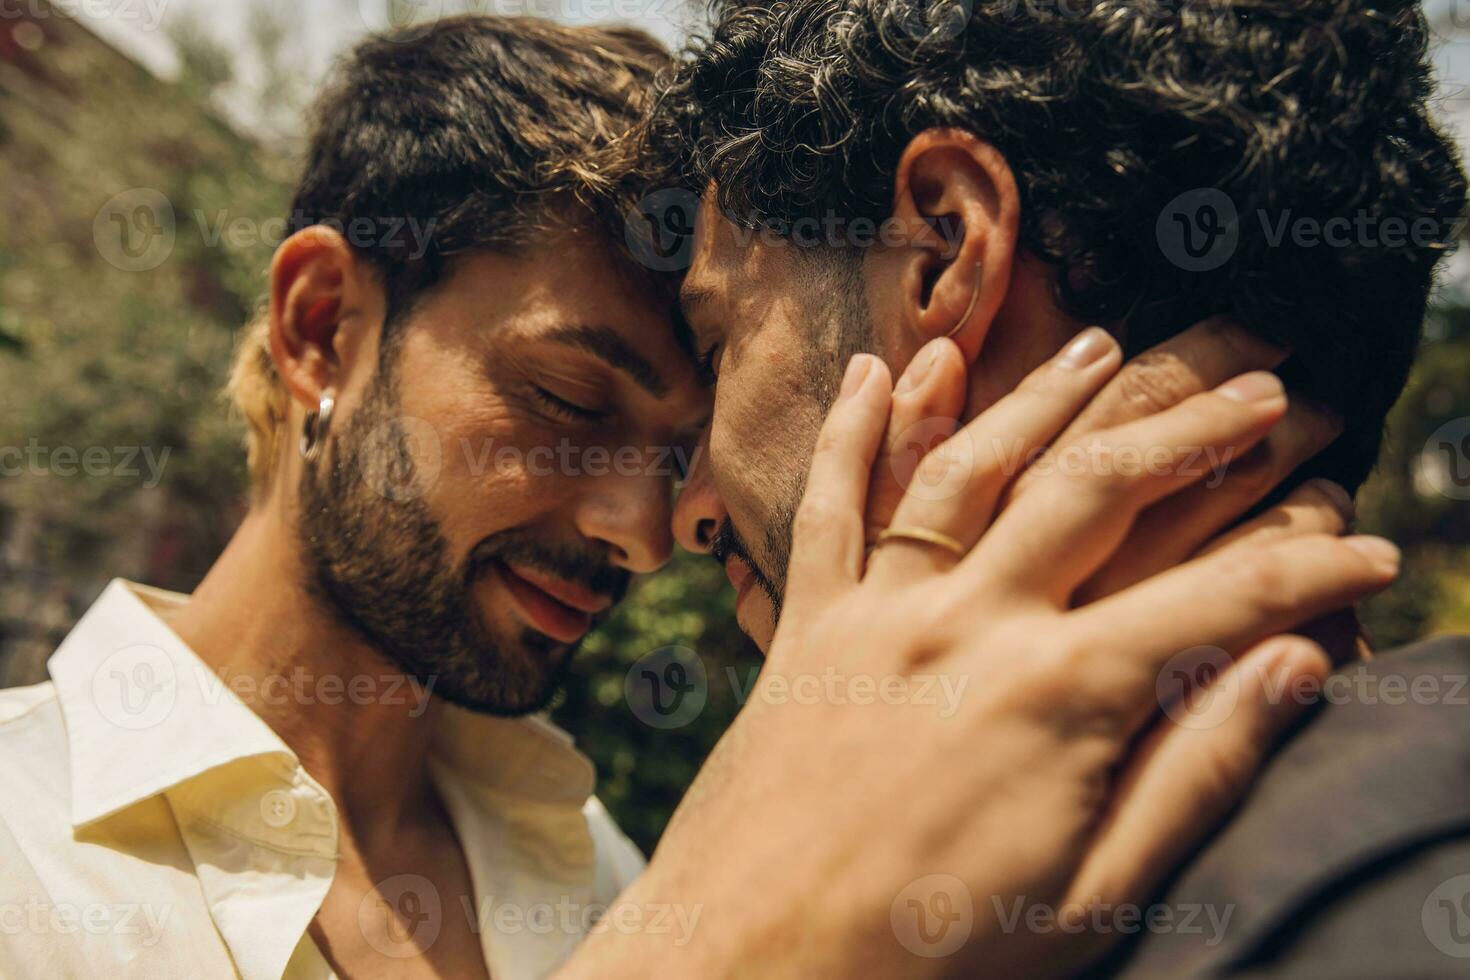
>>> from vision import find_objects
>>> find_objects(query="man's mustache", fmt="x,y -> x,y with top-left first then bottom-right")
468,531 -> 630,607
710,519 -> 782,614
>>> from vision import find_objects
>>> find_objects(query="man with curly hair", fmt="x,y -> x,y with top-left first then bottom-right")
660,0 -> 1470,974
2,11 -> 1394,980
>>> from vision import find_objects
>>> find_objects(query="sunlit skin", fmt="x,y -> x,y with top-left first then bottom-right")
371,240 -> 707,644
673,132 -> 1080,649
671,130 -> 1344,655
168,223 -> 708,979
281,225 -> 710,705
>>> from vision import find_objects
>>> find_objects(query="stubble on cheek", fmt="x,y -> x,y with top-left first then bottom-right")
718,378 -> 827,595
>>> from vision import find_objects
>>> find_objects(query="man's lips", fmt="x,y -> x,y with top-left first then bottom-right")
724,557 -> 755,609
496,562 -> 610,644
504,564 -> 612,615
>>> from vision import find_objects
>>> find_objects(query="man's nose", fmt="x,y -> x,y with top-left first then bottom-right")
575,465 -> 675,575
673,429 -> 725,555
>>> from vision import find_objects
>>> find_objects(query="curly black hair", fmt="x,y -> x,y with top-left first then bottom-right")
646,0 -> 1468,489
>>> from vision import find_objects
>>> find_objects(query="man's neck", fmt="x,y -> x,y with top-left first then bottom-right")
165,499 -> 441,848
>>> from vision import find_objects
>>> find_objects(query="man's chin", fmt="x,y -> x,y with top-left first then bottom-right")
736,589 -> 779,655
433,637 -> 572,717
430,592 -> 578,716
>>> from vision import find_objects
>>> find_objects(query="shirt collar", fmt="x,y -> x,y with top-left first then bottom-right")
49,579 -> 596,830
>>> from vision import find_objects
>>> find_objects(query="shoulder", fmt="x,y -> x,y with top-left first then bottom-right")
1101,635 -> 1470,979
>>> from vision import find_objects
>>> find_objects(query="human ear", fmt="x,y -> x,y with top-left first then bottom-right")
267,226 -> 377,411
888,128 -> 1020,360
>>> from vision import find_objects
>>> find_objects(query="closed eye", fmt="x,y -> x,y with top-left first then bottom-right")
530,386 -> 610,423
695,344 -> 722,385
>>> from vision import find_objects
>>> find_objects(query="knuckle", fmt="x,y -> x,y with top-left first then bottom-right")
1114,353 -> 1197,418
895,600 -> 965,669
1015,362 -> 1068,399
1028,636 -> 1118,714
1292,484 -> 1351,534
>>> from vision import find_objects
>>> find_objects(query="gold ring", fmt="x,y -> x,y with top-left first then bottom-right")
875,526 -> 967,560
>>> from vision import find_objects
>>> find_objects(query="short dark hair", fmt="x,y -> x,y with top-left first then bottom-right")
290,14 -> 667,321
648,0 -> 1468,489
234,15 -> 668,487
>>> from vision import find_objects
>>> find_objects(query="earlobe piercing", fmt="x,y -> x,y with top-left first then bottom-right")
299,391 -> 336,462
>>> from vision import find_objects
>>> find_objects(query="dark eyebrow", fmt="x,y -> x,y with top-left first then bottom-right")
542,324 -> 668,399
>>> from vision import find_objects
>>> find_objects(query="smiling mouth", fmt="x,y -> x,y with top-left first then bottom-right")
494,561 -> 609,644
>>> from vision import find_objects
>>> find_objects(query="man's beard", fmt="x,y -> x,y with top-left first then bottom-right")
297,362 -> 629,717
718,256 -> 876,629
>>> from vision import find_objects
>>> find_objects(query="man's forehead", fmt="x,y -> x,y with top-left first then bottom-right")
685,197 -> 785,311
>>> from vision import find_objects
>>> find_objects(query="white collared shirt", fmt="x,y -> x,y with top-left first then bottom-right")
0,580 -> 645,980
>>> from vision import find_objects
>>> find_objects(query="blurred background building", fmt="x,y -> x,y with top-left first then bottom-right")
2,0 -> 1468,850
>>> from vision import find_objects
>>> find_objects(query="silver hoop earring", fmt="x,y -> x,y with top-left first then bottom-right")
299,392 -> 336,462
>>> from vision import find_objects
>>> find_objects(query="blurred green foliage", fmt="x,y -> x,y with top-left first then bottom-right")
0,6 -> 1466,855
0,11 -> 287,607
1356,304 -> 1470,648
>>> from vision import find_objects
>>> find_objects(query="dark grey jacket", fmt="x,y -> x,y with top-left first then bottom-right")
1096,634 -> 1470,980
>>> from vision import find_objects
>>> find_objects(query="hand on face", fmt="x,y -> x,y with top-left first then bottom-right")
575,329 -> 1396,978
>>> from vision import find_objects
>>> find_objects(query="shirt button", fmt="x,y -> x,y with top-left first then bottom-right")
261,789 -> 297,828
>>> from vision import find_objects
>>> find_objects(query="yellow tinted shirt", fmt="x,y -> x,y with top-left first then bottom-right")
0,580 -> 645,979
